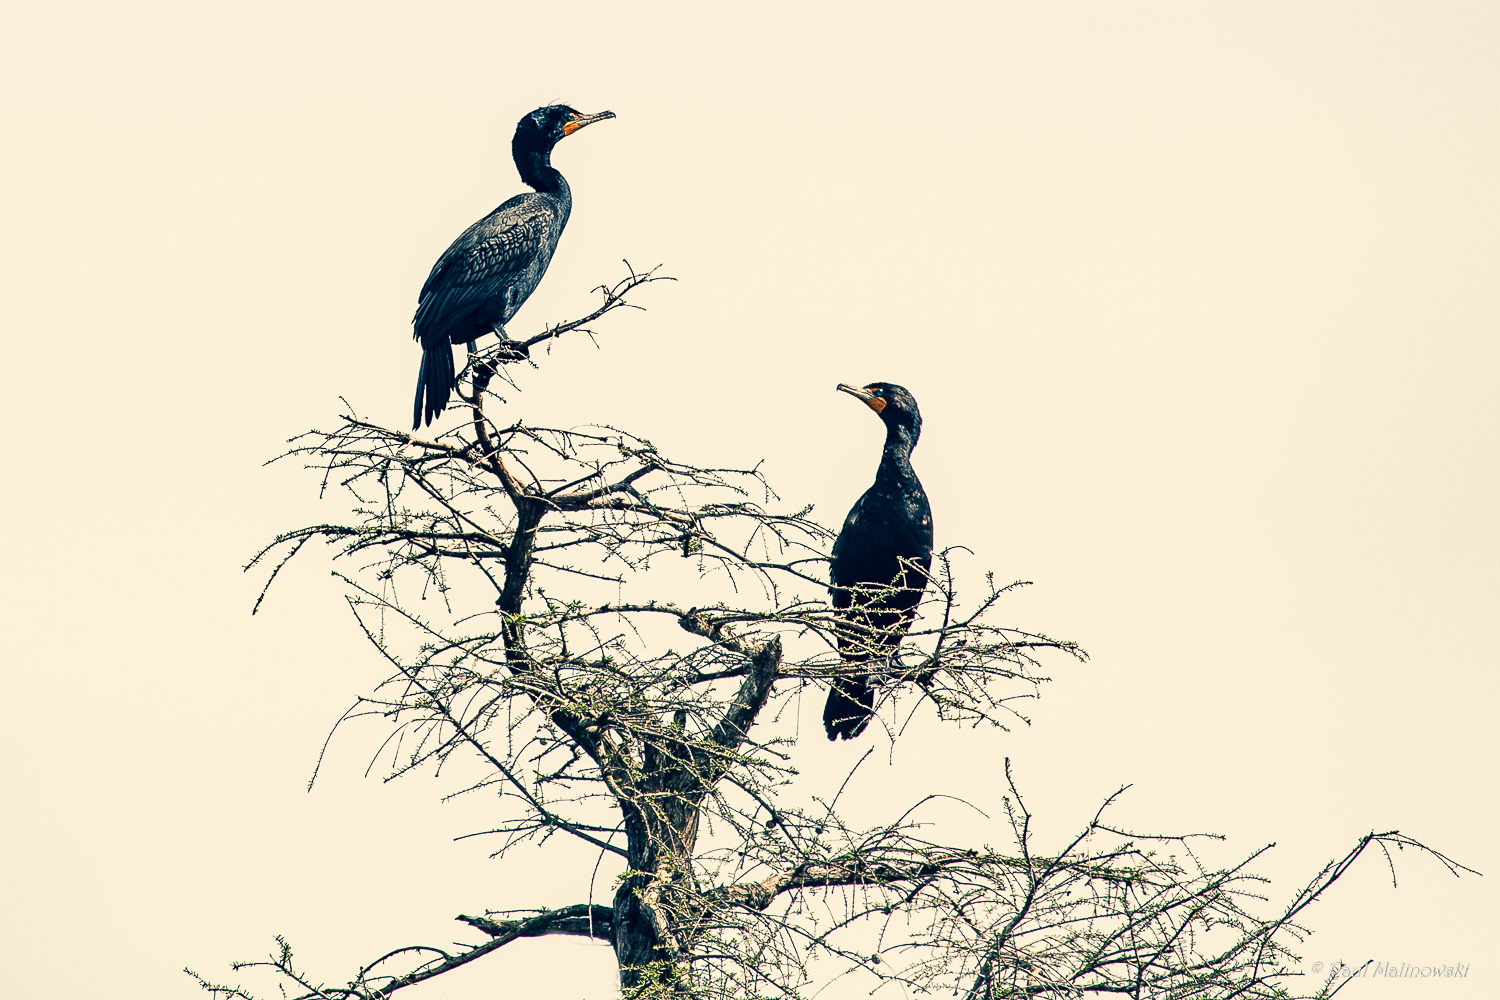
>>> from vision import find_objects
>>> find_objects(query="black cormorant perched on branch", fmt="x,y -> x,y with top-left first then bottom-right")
823,382 -> 934,741
411,104 -> 616,428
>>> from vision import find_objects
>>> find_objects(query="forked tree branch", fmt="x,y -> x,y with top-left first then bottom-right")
187,905 -> 614,1000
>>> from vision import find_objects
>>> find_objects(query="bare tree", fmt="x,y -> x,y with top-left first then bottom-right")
191,267 -> 1472,1000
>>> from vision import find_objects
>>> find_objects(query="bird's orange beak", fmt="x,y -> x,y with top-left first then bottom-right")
562,110 -> 617,136
837,383 -> 885,414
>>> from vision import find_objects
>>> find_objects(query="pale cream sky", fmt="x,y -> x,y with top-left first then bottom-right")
2,2 -> 1496,997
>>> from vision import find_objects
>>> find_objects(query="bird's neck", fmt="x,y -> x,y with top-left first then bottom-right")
875,424 -> 918,486
515,145 -> 568,195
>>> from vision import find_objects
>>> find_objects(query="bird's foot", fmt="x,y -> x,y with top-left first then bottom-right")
489,323 -> 531,362
494,339 -> 531,362
471,358 -> 499,390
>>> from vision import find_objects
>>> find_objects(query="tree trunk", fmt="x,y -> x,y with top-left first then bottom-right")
613,748 -> 703,996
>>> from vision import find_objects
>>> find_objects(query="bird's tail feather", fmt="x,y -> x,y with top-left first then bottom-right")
411,342 -> 456,429
824,674 -> 873,741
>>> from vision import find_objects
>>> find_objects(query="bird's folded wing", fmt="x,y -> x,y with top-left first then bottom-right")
413,200 -> 559,335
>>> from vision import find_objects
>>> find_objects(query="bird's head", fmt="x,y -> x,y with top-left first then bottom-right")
837,382 -> 922,438
516,105 -> 617,149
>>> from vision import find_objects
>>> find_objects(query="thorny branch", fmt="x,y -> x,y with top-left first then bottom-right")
186,905 -> 614,1000
211,269 -> 1471,999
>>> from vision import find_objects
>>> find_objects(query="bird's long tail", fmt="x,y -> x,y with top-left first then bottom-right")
411,341 -> 456,429
824,673 -> 874,741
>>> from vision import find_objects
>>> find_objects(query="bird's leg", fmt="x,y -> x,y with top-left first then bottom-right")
461,325 -> 505,389
491,322 -> 530,362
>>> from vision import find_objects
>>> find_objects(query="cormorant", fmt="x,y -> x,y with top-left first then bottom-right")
411,104 -> 616,428
824,382 -> 935,741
